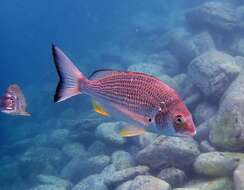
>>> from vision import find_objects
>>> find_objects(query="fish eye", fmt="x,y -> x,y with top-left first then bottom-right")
148,118 -> 152,122
175,115 -> 184,125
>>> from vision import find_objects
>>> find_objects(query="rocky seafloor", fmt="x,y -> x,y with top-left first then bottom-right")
1,0 -> 244,190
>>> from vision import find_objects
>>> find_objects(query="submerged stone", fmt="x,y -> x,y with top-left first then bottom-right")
136,136 -> 200,170
193,152 -> 239,177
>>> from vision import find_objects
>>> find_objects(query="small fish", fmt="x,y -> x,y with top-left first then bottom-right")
52,45 -> 196,137
0,84 -> 30,116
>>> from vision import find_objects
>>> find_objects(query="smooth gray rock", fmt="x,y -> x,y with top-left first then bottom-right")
36,174 -> 72,190
95,122 -> 126,146
193,152 -> 239,177
137,132 -> 159,148
112,151 -> 134,171
231,38 -> 244,57
62,143 -> 87,159
115,181 -> 132,190
235,56 -> 244,70
30,184 -> 67,190
234,161 -> 244,190
168,30 -> 215,65
188,50 -> 240,99
193,102 -> 217,125
199,141 -> 216,153
157,167 -> 187,188
61,155 -> 110,183
129,175 -> 171,190
128,63 -> 165,78
19,147 -> 66,177
136,136 -> 200,170
209,74 -> 244,151
72,174 -> 108,190
185,2 -> 237,32
104,166 -> 149,188
194,121 -> 211,142
88,141 -> 106,157
49,129 -> 70,147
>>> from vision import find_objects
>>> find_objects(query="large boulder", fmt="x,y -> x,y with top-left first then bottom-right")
72,174 -> 108,190
157,167 -> 187,188
129,175 -> 171,190
136,136 -> 200,170
36,174 -> 72,190
188,50 -> 240,99
62,143 -> 87,160
61,155 -> 110,183
184,177 -> 233,190
88,141 -> 106,157
209,74 -> 244,151
234,161 -> 244,190
104,166 -> 149,188
111,151 -> 135,171
168,30 -> 215,65
19,147 -> 67,178
95,122 -> 126,146
193,152 -> 239,177
185,2 -> 238,33
193,102 -> 217,125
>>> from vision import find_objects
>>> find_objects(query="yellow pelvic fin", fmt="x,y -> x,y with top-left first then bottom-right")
120,126 -> 145,137
92,100 -> 109,116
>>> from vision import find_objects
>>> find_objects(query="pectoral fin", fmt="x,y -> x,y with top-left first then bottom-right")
120,126 -> 145,137
92,100 -> 109,116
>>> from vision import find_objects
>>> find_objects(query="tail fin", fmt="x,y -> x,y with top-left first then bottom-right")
52,44 -> 86,103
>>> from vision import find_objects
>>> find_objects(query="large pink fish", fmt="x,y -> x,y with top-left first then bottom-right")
52,45 -> 196,137
0,84 -> 30,116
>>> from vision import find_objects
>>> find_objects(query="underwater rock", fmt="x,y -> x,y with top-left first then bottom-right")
193,152 -> 239,177
199,140 -> 216,153
95,122 -> 126,146
115,180 -> 132,190
194,120 -> 211,142
231,38 -> 244,57
36,174 -> 72,190
143,51 -> 180,76
136,136 -> 200,170
62,143 -> 87,160
209,74 -> 244,151
157,167 -> 187,188
234,56 -> 244,70
137,132 -> 159,148
30,184 -> 67,190
72,174 -> 108,190
193,102 -> 217,125
0,162 -> 19,182
168,30 -> 215,65
61,155 -> 110,183
104,165 -> 149,188
184,177 -> 234,190
112,151 -> 135,171
49,129 -> 70,148
127,63 -> 164,78
19,147 -> 67,178
100,164 -> 116,180
32,134 -> 50,147
185,2 -> 237,33
88,141 -> 106,157
188,50 -> 240,99
129,175 -> 171,190
234,161 -> 244,190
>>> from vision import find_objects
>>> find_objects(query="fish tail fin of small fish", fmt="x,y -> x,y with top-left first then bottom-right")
92,100 -> 110,116
19,111 -> 31,116
120,126 -> 145,137
52,44 -> 87,103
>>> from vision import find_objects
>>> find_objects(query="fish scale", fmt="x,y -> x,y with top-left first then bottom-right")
87,73 -> 177,116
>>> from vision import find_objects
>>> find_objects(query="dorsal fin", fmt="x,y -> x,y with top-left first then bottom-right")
88,69 -> 122,80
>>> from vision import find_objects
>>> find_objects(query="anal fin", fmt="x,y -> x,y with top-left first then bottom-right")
120,126 -> 145,137
92,100 -> 110,116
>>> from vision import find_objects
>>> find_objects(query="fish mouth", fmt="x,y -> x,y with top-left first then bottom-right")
183,130 -> 197,137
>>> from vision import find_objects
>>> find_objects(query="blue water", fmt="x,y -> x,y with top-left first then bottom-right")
0,0 -> 242,190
